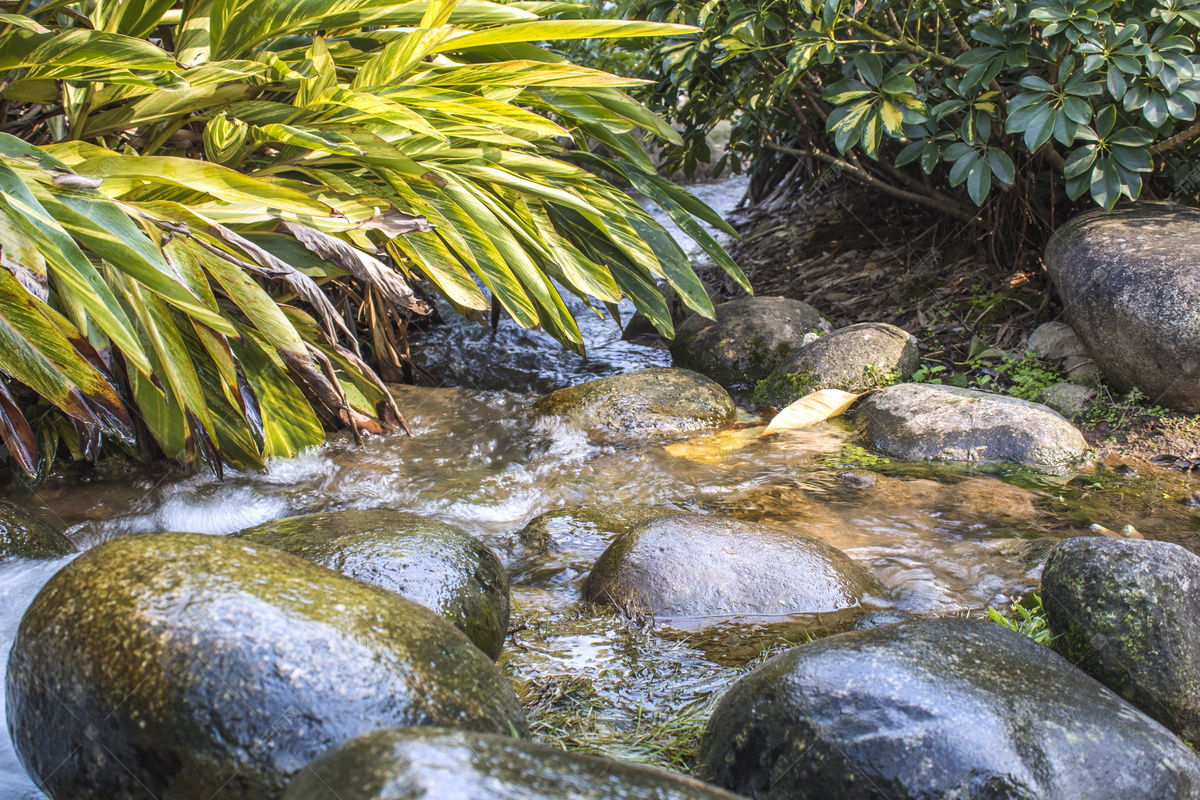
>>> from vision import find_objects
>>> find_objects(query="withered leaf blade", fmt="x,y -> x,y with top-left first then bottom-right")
278,221 -> 431,315
357,206 -> 435,237
0,378 -> 39,477
760,389 -> 865,436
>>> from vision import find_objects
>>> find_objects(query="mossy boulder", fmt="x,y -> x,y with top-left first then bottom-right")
752,322 -> 919,409
5,532 -> 527,800
699,618 -> 1200,799
0,500 -> 73,559
532,368 -> 736,443
236,509 -> 510,658
856,383 -> 1088,466
284,727 -> 749,800
517,504 -> 678,555
622,282 -> 719,342
670,296 -> 827,388
1045,204 -> 1200,412
583,513 -> 878,627
1042,537 -> 1200,741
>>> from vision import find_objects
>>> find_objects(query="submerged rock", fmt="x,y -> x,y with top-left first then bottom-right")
1045,204 -> 1200,412
1042,537 -> 1200,741
752,322 -> 919,409
698,618 -> 1200,800
937,477 -> 1043,525
284,727 -> 748,800
5,532 -> 527,800
855,383 -> 1088,466
237,509 -> 510,658
583,513 -> 877,627
533,367 -> 736,443
517,504 -> 678,554
0,500 -> 73,559
670,296 -> 827,387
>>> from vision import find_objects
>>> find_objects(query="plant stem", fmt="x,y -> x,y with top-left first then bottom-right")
1149,119 -> 1200,155
847,18 -> 957,67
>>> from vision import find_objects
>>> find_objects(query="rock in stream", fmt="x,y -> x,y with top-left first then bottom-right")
698,617 -> 1200,799
5,532 -> 527,800
0,500 -> 73,559
236,509 -> 510,658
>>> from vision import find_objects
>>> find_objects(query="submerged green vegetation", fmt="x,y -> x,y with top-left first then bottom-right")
0,0 -> 746,480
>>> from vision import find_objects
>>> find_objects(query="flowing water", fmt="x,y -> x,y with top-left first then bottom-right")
2,176 -> 1198,796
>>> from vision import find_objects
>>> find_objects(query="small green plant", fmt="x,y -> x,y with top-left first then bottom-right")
865,365 -> 901,388
986,593 -> 1055,646
1083,386 -> 1171,432
995,353 -> 1067,401
820,443 -> 890,469
911,363 -> 948,384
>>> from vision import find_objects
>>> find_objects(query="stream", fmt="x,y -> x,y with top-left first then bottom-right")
2,175 -> 1197,798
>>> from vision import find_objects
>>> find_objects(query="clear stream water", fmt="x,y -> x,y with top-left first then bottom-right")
1,176 -> 1196,797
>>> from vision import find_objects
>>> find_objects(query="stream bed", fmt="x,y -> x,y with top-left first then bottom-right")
2,176 -> 1199,798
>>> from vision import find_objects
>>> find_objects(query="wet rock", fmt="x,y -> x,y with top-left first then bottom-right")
1027,321 -> 1098,380
752,322 -> 919,409
0,500 -> 73,559
583,513 -> 877,626
856,383 -> 1088,466
236,509 -> 509,658
6,532 -> 527,800
1038,382 -> 1098,420
698,618 -> 1200,800
1045,204 -> 1200,412
937,477 -> 1042,525
533,367 -> 736,443
284,727 -> 748,800
669,296 -> 827,388
517,504 -> 678,555
1042,537 -> 1200,741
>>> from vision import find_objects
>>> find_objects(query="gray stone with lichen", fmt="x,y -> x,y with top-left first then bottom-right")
752,322 -> 919,409
1042,536 -> 1200,742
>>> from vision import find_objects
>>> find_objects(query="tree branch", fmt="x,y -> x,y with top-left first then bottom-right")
1150,120 -> 1200,156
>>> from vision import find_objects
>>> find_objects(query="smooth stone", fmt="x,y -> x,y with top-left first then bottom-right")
0,500 -> 73,559
283,727 -> 749,800
698,618 -> 1200,800
847,609 -> 918,630
1042,537 -> 1200,741
670,296 -> 827,388
1038,382 -> 1098,420
1045,204 -> 1200,412
752,322 -> 919,409
5,532 -> 527,800
532,367 -> 736,443
582,513 -> 878,627
855,383 -> 1089,466
516,504 -> 678,554
1027,321 -> 1098,380
236,509 -> 510,658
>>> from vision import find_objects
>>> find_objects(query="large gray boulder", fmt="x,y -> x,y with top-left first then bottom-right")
1045,204 -> 1200,412
532,367 -> 736,443
698,618 -> 1200,800
670,296 -> 827,387
752,322 -> 919,409
236,509 -> 510,658
583,513 -> 878,627
856,383 -> 1088,466
284,727 -> 749,800
1042,537 -> 1200,741
0,500 -> 73,559
5,532 -> 527,800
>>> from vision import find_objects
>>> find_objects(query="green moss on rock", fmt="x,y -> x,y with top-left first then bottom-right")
0,500 -> 73,559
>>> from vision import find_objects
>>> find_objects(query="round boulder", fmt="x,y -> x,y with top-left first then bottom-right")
583,513 -> 878,626
532,367 -> 736,443
5,532 -> 527,800
752,322 -> 919,409
0,500 -> 73,559
855,383 -> 1088,466
1042,537 -> 1200,741
699,617 -> 1200,800
1045,204 -> 1200,412
670,296 -> 827,387
284,727 -> 748,800
517,504 -> 678,554
236,509 -> 509,658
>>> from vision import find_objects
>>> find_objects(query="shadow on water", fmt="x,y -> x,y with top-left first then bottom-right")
2,174 -> 1198,788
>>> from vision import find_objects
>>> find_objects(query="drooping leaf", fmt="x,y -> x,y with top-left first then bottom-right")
760,390 -> 865,436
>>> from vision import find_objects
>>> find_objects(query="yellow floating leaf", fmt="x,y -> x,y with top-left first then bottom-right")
760,389 -> 865,437
663,426 -> 762,463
